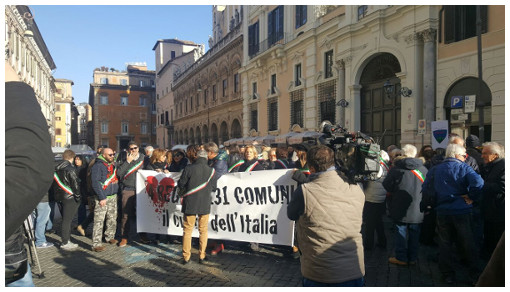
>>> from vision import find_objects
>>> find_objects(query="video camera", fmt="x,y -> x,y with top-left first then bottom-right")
318,121 -> 381,183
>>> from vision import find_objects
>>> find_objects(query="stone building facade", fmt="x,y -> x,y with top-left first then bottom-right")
76,102 -> 92,145
88,64 -> 156,151
54,79 -> 75,147
5,5 -> 57,145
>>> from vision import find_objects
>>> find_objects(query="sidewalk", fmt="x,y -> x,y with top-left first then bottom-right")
29,216 -> 486,287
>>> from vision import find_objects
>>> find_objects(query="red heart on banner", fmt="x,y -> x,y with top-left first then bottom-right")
144,176 -> 175,214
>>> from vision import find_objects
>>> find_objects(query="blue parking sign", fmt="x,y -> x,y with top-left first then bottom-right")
451,96 -> 463,108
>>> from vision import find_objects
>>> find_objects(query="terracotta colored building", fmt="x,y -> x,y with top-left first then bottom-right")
89,64 -> 156,151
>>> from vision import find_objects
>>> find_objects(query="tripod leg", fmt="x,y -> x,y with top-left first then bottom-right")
24,218 -> 44,278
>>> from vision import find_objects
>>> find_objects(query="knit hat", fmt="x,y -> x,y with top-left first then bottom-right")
466,134 -> 481,148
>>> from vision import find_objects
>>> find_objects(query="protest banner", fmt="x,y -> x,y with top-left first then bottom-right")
136,169 -> 297,246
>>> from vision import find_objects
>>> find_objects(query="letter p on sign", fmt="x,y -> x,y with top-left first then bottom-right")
451,96 -> 463,108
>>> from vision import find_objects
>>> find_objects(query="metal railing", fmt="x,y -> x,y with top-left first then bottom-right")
249,33 -> 295,59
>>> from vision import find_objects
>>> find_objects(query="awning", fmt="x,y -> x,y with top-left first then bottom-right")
287,131 -> 321,145
171,144 -> 188,151
255,135 -> 276,146
243,137 -> 258,145
275,132 -> 300,144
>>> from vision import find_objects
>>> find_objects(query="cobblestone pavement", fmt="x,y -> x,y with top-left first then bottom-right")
29,216 -> 487,287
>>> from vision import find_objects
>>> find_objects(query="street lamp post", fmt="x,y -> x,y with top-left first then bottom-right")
476,5 -> 485,143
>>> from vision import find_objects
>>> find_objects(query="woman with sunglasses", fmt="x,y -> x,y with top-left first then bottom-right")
168,149 -> 189,172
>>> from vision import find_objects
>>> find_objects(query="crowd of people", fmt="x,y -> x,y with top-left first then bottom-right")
27,134 -> 504,287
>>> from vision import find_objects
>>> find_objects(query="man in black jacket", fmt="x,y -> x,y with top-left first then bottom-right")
480,142 -> 505,258
6,82 -> 54,286
50,149 -> 82,250
178,148 -> 218,264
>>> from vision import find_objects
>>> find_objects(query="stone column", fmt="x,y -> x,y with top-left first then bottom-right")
349,84 -> 362,131
422,29 -> 437,128
335,60 -> 346,127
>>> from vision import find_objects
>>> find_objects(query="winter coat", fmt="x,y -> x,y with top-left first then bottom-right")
145,161 -> 168,171
237,158 -> 263,172
466,135 -> 484,167
481,158 -> 505,222
209,150 -> 229,177
292,161 -> 311,185
383,158 -> 427,223
273,158 -> 293,170
52,160 -> 81,202
90,155 -> 119,200
117,153 -> 145,189
178,157 -> 218,215
227,153 -> 244,172
168,157 -> 189,172
422,157 -> 484,216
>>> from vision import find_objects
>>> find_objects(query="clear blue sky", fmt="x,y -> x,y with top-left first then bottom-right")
31,5 -> 213,104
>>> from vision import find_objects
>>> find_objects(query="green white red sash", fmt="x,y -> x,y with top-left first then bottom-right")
101,168 -> 118,190
182,168 -> 216,198
300,168 -> 311,175
53,172 -> 73,198
411,169 -> 425,183
228,160 -> 244,172
379,157 -> 390,172
124,160 -> 143,180
246,161 -> 259,172
275,159 -> 288,169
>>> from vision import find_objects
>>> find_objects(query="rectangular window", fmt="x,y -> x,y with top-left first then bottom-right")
271,74 -> 277,94
267,98 -> 278,131
250,105 -> 258,131
290,89 -> 304,127
152,124 -> 156,134
185,98 -> 188,112
165,111 -> 169,124
234,73 -> 239,93
190,96 -> 193,109
295,5 -> 307,28
56,116 -> 61,121
56,142 -> 62,147
325,50 -> 334,79
139,80 -> 144,87
268,6 -> 284,47
444,5 -> 488,44
56,128 -> 62,135
100,94 -> 108,105
222,79 -> 227,97
139,97 -> 146,106
121,122 -> 129,135
248,21 -> 260,57
196,94 -> 200,107
213,85 -> 217,100
295,64 -> 302,86
56,104 -> 61,111
121,96 -> 128,106
101,138 -> 109,147
171,51 -> 176,59
120,79 -> 127,86
204,89 -> 208,104
101,121 -> 108,134
100,77 -> 108,84
358,5 -> 368,20
151,103 -> 156,114
160,113 -> 164,125
252,82 -> 257,99
141,123 -> 148,134
318,80 -> 336,124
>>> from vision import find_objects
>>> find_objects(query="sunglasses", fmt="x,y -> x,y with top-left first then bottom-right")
106,153 -> 115,157
129,147 -> 138,150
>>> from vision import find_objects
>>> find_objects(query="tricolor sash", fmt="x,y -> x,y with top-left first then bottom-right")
53,172 -> 73,198
228,160 -> 244,172
411,169 -> 425,183
275,159 -> 288,169
182,168 -> 216,198
123,160 -> 143,180
246,161 -> 259,172
379,157 -> 390,172
101,168 -> 118,190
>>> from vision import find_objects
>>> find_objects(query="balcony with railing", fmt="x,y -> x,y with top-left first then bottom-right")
249,33 -> 295,60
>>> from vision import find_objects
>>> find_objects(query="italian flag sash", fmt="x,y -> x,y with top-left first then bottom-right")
246,161 -> 259,172
101,168 -> 118,190
124,160 -> 143,180
182,168 -> 216,198
300,168 -> 311,175
379,157 -> 390,172
228,160 -> 244,172
411,169 -> 425,183
53,172 -> 73,198
275,159 -> 288,169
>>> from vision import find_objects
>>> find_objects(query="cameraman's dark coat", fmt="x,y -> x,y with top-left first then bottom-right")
383,158 -> 427,223
481,158 -> 505,223
178,157 -> 218,215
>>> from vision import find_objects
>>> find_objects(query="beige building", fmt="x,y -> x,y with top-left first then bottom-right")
237,5 -> 504,149
5,5 -> 57,145
437,6 -> 505,145
153,39 -> 204,148
54,79 -> 74,147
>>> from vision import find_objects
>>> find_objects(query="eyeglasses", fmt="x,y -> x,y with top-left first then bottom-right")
106,153 -> 115,157
129,147 -> 138,150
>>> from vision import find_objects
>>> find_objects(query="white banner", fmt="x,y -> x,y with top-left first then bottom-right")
136,169 -> 297,246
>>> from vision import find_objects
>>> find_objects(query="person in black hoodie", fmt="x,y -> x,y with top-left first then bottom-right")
50,149 -> 82,250
480,142 -> 505,258
168,149 -> 188,172
5,82 -> 54,286
74,155 -> 89,233
178,147 -> 218,264
466,134 -> 484,167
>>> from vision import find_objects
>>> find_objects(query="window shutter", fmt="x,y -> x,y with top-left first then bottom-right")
296,6 -> 301,28
444,6 -> 455,44
268,11 -> 274,44
278,6 -> 284,40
